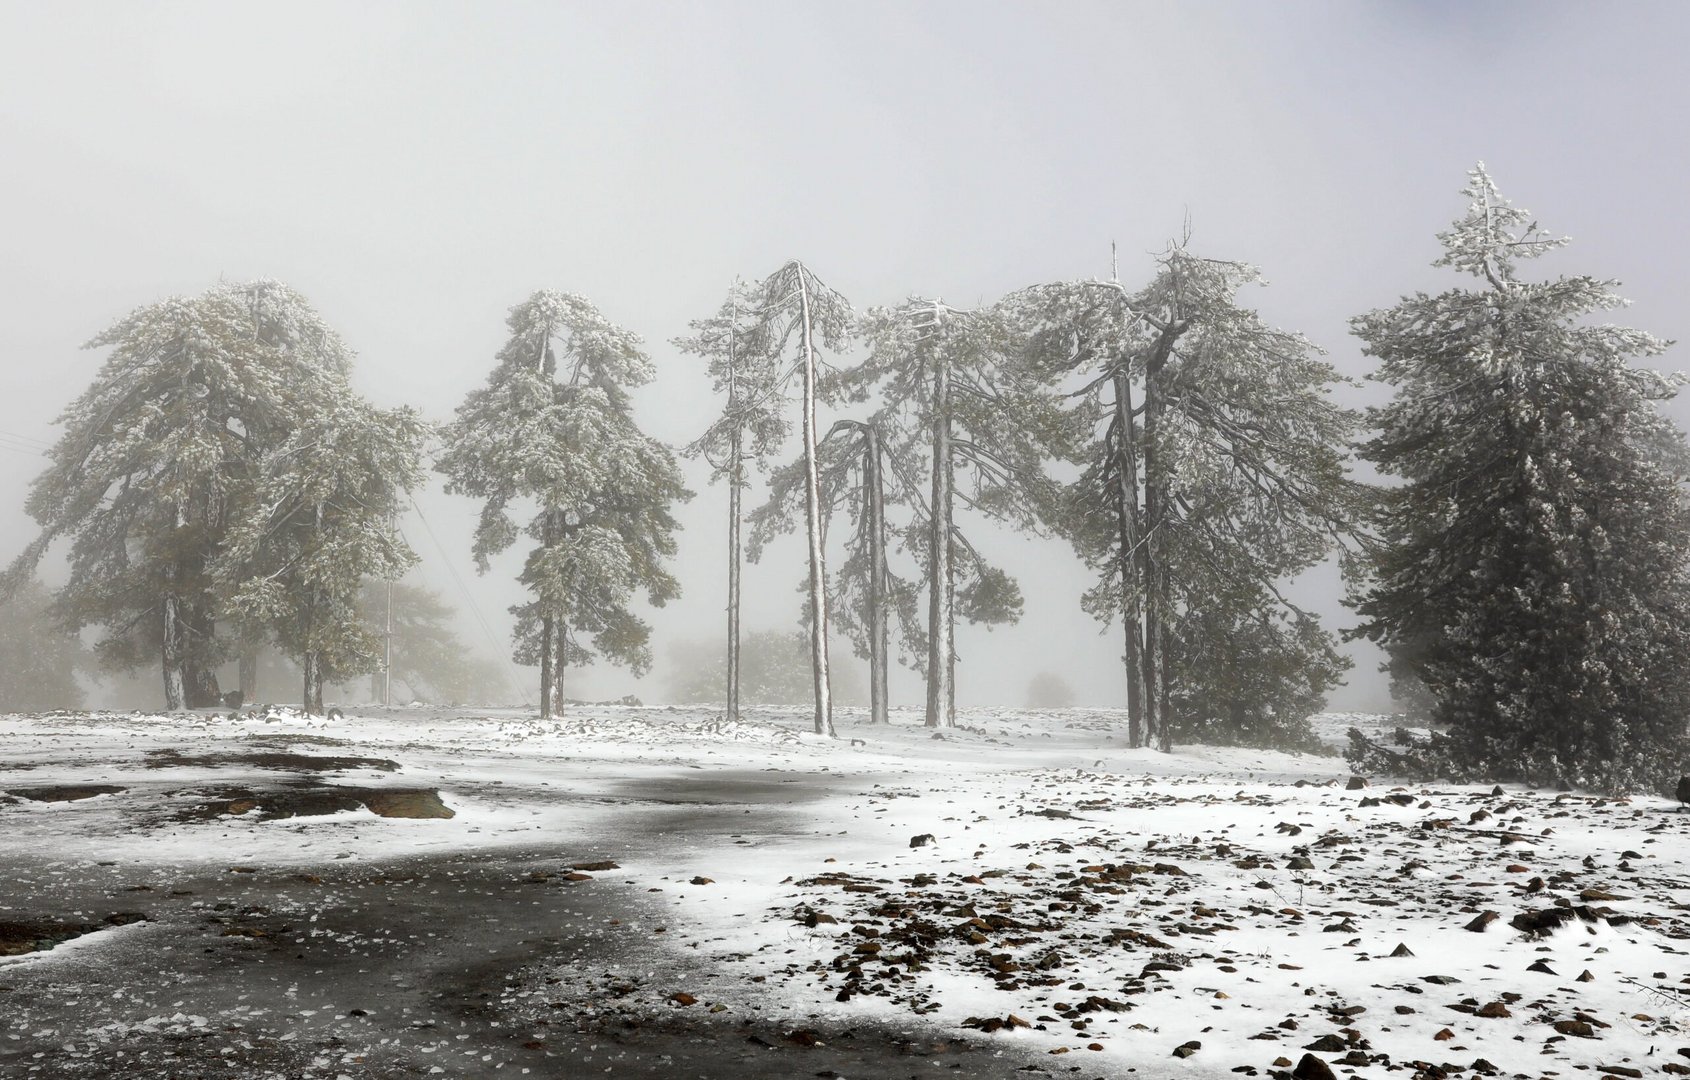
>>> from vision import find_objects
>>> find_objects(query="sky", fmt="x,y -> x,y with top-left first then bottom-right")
2,1 -> 1688,710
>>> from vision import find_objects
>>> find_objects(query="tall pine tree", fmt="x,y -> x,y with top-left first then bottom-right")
1354,165 -> 1690,793
438,292 -> 689,718
3,281 -> 362,710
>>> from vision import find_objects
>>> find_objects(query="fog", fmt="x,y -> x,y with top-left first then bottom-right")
3,1 -> 1688,710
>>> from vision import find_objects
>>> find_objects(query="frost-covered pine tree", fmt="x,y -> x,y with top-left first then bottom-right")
216,392 -> 425,714
852,299 -> 1066,727
1354,165 -> 1690,793
1015,247 -> 1360,751
748,413 -> 926,726
676,280 -> 787,722
3,280 -> 361,710
742,262 -> 855,737
437,292 -> 689,719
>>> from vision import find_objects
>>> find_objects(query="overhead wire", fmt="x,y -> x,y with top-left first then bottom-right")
401,495 -> 534,707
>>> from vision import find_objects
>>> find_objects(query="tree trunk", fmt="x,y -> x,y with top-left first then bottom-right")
546,622 -> 566,719
183,602 -> 220,708
1111,368 -> 1145,748
798,271 -> 834,737
302,650 -> 321,715
925,303 -> 954,728
161,502 -> 187,710
866,425 -> 889,725
540,614 -> 556,720
727,431 -> 743,722
162,592 -> 186,711
240,647 -> 258,703
1141,333 -> 1174,752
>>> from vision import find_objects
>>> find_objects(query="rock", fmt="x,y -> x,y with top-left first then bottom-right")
10,784 -> 126,802
1576,969 -> 1595,982
571,861 -> 620,872
1552,1019 -> 1595,1037
1389,943 -> 1415,957
1433,1027 -> 1455,1041
1345,776 -> 1367,790
1491,785 -> 1505,796
1172,1040 -> 1200,1058
669,992 -> 697,1007
1292,1053 -> 1337,1080
909,833 -> 936,848
1527,959 -> 1556,975
1476,1001 -> 1511,1018
1597,1067 -> 1641,1079
689,876 -> 714,885
1303,1034 -> 1347,1052
1464,911 -> 1499,932
361,789 -> 454,819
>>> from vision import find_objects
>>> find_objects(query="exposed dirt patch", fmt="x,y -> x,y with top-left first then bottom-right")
178,785 -> 454,821
145,748 -> 400,772
0,912 -> 146,956
6,784 -> 127,802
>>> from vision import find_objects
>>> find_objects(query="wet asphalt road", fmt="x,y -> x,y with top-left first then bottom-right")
0,771 -> 1060,1079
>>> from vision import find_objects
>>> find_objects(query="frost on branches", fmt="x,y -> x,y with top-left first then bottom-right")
1353,164 -> 1690,794
437,291 -> 689,720
1015,250 -> 1361,752
676,279 -> 789,723
3,281 -> 416,713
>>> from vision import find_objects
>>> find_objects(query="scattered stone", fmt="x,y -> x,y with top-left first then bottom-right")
909,833 -> 936,848
1292,1053 -> 1337,1080
690,875 -> 714,885
668,992 -> 697,1007
1552,1019 -> 1595,1038
1475,1001 -> 1511,1018
571,861 -> 619,872
1464,911 -> 1499,932
1172,1040 -> 1200,1058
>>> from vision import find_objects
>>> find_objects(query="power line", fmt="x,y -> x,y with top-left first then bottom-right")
402,496 -> 533,707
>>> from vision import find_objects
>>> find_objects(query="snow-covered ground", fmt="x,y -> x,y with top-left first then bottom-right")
1,704 -> 1686,1079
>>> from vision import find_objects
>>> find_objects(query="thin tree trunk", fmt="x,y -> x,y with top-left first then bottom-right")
1112,368 -> 1145,748
727,431 -> 743,722
1142,334 -> 1173,752
866,425 -> 889,725
540,615 -> 555,720
925,302 -> 954,728
302,650 -> 320,716
798,271 -> 834,737
547,622 -> 566,718
162,503 -> 186,710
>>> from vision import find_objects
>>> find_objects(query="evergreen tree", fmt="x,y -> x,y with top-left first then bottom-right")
216,392 -> 424,714
1353,165 -> 1690,793
354,580 -> 510,705
3,281 -> 359,710
437,291 -> 689,718
851,299 -> 1066,726
1016,248 -> 1361,750
0,578 -> 90,712
742,261 -> 855,737
677,280 -> 788,721
748,413 -> 926,725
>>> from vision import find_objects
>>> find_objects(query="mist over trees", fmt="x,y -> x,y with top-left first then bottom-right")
0,578 -> 89,711
5,166 -> 1687,793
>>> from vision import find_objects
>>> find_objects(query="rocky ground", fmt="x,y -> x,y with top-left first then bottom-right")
0,706 -> 1686,1079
